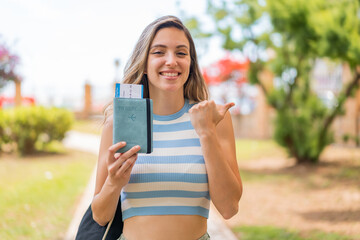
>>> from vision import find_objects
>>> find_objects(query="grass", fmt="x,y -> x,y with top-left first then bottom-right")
232,141 -> 360,240
239,169 -> 293,183
71,118 -> 103,135
235,138 -> 295,183
335,166 -> 360,181
232,226 -> 354,240
235,139 -> 287,162
0,150 -> 97,240
3,118 -> 356,239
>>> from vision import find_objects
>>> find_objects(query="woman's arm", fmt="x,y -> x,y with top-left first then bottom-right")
91,117 -> 140,226
189,101 -> 243,219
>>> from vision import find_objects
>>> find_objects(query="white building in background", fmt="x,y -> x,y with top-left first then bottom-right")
312,58 -> 343,109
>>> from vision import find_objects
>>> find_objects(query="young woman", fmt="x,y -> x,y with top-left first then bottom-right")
91,15 -> 242,240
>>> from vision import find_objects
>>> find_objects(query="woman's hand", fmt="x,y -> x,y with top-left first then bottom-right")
105,142 -> 140,189
189,100 -> 234,137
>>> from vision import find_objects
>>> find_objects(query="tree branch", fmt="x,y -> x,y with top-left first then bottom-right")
320,67 -> 360,141
285,55 -> 305,107
257,79 -> 268,97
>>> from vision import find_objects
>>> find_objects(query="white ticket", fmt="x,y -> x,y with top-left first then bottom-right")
115,83 -> 143,98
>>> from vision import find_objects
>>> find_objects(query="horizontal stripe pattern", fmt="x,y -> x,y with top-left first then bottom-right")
136,155 -> 205,164
153,112 -> 191,125
122,190 -> 210,200
132,163 -> 207,174
129,173 -> 208,184
154,129 -> 199,141
122,197 -> 210,210
148,146 -> 203,156
123,182 -> 209,192
153,121 -> 193,132
153,138 -> 200,148
121,100 -> 210,221
122,206 -> 209,220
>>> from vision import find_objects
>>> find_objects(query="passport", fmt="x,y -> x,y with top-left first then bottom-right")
113,98 -> 153,154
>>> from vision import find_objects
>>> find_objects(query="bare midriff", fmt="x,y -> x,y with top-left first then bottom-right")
123,215 -> 207,240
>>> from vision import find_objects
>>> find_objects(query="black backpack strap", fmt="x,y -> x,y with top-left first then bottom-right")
75,200 -> 123,240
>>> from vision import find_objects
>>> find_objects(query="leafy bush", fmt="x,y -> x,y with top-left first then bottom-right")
272,89 -> 334,163
0,106 -> 73,155
0,111 -> 6,148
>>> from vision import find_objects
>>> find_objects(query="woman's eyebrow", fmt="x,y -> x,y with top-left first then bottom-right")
150,44 -> 166,49
176,45 -> 189,49
150,44 -> 189,49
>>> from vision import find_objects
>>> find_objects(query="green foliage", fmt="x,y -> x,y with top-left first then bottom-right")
0,111 -> 5,147
233,225 -> 303,240
342,133 -> 360,145
185,0 -> 360,164
0,106 -> 73,155
273,91 -> 333,162
232,225 -> 353,240
343,134 -> 351,143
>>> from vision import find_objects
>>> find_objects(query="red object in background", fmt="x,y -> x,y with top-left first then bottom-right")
202,55 -> 249,85
0,96 -> 35,108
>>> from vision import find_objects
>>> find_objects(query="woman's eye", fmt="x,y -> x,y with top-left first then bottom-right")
152,51 -> 163,55
177,52 -> 188,56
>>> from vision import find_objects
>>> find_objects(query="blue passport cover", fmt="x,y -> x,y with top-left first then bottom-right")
113,98 -> 153,153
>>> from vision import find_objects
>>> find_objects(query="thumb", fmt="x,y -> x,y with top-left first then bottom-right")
218,102 -> 235,116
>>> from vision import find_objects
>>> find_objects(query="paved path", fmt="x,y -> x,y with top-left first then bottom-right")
63,131 -> 238,240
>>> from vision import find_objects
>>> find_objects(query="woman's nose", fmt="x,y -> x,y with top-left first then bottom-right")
165,53 -> 177,67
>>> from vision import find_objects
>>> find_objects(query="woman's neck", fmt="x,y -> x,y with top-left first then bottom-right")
150,91 -> 185,116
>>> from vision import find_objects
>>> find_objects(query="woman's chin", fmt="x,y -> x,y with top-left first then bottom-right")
161,84 -> 183,93
149,82 -> 184,95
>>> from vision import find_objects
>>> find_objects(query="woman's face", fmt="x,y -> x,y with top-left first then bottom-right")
146,27 -> 191,97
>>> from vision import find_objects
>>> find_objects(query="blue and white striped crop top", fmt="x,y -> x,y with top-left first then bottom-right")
120,99 -> 210,221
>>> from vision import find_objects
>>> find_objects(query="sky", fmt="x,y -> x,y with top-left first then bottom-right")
0,0 -> 225,109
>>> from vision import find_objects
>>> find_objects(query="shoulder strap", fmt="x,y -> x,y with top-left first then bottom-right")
102,217 -> 114,240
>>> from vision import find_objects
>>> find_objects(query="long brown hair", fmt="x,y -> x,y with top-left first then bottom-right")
103,15 -> 208,121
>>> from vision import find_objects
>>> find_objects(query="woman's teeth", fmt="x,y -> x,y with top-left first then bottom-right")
162,72 -> 178,77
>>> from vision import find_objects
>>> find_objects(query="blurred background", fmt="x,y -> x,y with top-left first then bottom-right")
0,0 -> 212,111
1,0 -> 360,239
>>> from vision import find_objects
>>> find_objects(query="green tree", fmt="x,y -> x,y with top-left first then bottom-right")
185,0 -> 360,164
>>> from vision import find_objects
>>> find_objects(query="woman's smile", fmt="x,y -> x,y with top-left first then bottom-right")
160,71 -> 181,79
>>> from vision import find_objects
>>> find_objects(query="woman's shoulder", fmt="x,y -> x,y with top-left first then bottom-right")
102,115 -> 114,131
